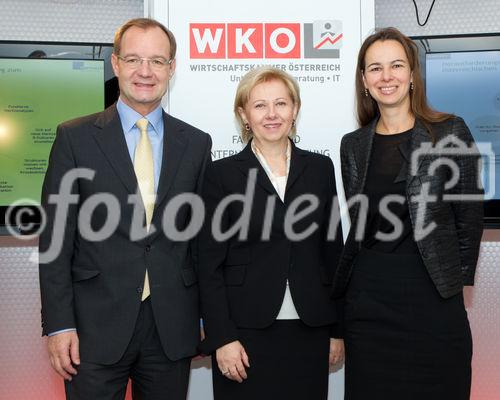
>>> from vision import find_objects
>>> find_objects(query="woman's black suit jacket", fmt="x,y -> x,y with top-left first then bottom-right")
332,116 -> 483,300
198,140 -> 343,354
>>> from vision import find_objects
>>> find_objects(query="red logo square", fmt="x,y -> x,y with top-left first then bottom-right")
264,23 -> 301,59
190,23 -> 226,59
227,23 -> 263,59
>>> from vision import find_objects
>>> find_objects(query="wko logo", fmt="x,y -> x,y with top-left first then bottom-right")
189,20 -> 343,59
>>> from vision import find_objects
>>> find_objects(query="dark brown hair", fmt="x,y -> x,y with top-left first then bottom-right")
355,27 -> 452,130
114,18 -> 177,60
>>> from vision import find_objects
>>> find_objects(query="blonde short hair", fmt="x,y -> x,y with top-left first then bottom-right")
234,66 -> 301,143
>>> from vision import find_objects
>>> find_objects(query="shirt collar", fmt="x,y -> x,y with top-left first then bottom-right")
116,98 -> 163,136
251,139 -> 291,178
251,139 -> 291,160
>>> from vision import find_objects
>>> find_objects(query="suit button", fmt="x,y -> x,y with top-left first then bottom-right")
136,287 -> 143,294
145,245 -> 151,252
421,249 -> 428,258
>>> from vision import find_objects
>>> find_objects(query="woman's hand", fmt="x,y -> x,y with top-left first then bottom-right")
329,338 -> 345,366
216,340 -> 250,383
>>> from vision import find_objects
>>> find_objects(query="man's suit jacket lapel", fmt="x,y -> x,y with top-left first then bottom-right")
155,111 -> 188,209
93,106 -> 190,237
93,105 -> 138,194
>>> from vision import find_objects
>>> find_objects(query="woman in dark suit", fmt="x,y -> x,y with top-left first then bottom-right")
333,27 -> 484,400
198,66 -> 344,400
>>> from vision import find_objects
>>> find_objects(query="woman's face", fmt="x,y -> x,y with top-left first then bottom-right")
239,78 -> 297,146
362,39 -> 413,112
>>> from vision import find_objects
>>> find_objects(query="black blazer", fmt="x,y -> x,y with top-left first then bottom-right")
39,104 -> 211,363
332,116 -> 483,299
198,141 -> 343,354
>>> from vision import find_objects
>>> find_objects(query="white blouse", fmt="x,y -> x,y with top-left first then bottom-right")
251,141 -> 300,320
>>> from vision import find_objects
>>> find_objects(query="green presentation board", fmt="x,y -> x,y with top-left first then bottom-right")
0,58 -> 104,206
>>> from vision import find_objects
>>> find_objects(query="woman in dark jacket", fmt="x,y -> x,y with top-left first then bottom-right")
198,66 -> 344,400
332,27 -> 483,400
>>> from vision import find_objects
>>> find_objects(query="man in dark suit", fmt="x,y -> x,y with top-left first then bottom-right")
39,18 -> 211,399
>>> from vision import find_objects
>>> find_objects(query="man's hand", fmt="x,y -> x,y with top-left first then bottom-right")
216,340 -> 250,383
329,338 -> 345,366
47,331 -> 80,380
192,326 -> 206,361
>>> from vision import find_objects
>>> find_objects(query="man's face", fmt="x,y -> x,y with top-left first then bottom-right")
111,26 -> 176,115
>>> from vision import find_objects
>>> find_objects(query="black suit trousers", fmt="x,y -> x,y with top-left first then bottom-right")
64,299 -> 191,400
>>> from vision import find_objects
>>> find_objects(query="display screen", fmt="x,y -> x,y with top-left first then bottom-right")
0,58 -> 104,207
426,50 -> 500,200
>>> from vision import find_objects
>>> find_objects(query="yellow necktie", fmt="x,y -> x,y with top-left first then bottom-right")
134,118 -> 155,301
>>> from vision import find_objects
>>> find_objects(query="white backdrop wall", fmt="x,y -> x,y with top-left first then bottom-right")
2,1 -> 497,400
164,0 -> 372,176
149,1 -> 375,399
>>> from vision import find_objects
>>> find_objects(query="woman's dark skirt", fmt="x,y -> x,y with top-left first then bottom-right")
344,248 -> 472,400
212,320 -> 331,400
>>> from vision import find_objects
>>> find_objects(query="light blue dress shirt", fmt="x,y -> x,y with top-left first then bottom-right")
48,98 -> 165,336
116,98 -> 164,191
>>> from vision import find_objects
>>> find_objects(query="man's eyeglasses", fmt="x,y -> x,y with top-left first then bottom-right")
117,55 -> 174,70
